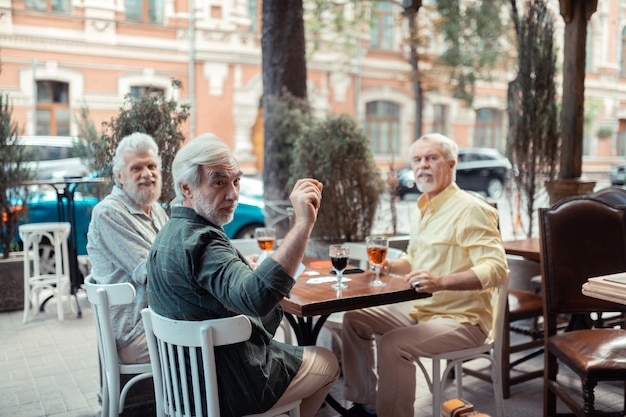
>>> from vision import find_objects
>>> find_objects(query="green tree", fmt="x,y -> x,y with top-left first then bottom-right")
289,113 -> 384,243
76,79 -> 189,209
506,0 -> 559,238
0,93 -> 34,257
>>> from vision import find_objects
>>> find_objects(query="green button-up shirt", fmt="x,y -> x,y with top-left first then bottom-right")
147,206 -> 302,417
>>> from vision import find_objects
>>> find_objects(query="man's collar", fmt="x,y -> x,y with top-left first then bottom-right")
417,183 -> 459,213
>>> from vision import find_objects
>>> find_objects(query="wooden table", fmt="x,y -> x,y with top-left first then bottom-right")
281,258 -> 430,415
503,238 -> 540,261
282,258 -> 431,346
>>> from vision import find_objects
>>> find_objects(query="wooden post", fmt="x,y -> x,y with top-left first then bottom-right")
558,0 -> 597,180
547,0 -> 598,206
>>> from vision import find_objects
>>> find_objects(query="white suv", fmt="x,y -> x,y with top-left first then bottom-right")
18,136 -> 90,180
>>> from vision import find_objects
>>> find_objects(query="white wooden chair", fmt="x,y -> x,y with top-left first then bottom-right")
84,276 -> 154,417
20,222 -> 72,322
414,279 -> 508,417
141,308 -> 300,417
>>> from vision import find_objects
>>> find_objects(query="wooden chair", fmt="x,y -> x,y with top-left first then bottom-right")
141,307 -> 301,417
84,276 -> 154,417
539,196 -> 626,417
414,279 -> 508,417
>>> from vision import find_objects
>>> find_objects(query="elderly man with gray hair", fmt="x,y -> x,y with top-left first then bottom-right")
147,133 -> 339,417
87,132 -> 169,364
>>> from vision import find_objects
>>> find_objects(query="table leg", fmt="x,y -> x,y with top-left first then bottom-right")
283,313 -> 352,416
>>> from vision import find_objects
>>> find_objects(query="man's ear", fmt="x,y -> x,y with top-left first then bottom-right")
116,172 -> 124,187
181,183 -> 193,197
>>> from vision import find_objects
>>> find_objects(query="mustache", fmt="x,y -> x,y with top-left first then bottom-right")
416,170 -> 433,178
137,179 -> 157,185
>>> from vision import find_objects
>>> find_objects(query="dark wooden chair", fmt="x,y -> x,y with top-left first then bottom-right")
539,196 -> 626,417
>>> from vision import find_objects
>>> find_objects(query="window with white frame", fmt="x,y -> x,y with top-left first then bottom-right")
475,108 -> 503,149
130,85 -> 165,100
370,1 -> 395,51
36,80 -> 70,136
618,119 -> 626,156
365,101 -> 400,155
26,0 -> 70,13
431,104 -> 448,136
125,0 -> 163,23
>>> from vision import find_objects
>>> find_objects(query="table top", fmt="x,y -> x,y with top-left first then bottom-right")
281,258 -> 431,317
502,238 -> 540,261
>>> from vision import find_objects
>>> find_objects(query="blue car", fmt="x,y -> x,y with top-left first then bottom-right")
21,179 -> 266,255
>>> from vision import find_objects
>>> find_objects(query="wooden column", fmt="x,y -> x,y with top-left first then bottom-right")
547,0 -> 598,205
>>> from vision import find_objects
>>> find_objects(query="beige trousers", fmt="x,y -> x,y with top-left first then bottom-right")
341,301 -> 486,417
273,346 -> 341,417
118,332 -> 150,364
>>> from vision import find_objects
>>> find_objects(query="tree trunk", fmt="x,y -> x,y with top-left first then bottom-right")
261,0 -> 307,237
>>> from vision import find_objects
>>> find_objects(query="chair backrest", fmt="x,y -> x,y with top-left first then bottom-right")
588,186 -> 626,208
141,308 -> 252,417
84,276 -> 137,400
490,274 -> 510,365
539,197 -> 626,317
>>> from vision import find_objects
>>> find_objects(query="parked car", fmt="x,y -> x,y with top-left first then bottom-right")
15,136 -> 266,254
610,165 -> 626,186
395,147 -> 513,199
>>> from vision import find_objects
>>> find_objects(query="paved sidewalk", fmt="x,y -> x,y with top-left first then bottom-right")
2,291 -> 624,417
1,294 -> 100,417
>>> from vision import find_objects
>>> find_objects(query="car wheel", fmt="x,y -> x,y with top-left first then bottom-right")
234,223 -> 265,239
486,177 -> 504,199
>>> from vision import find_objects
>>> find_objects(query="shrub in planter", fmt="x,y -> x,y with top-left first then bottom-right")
289,113 -> 384,244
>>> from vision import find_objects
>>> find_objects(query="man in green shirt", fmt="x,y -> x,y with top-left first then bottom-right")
147,133 -> 339,417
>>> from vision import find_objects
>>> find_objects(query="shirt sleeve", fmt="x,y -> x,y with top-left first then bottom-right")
90,206 -> 154,285
456,204 -> 508,289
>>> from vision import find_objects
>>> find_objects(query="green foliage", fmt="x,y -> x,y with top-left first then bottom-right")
507,0 -> 559,238
76,79 -> 190,209
0,93 -> 34,257
433,0 -> 511,105
289,113 -> 384,243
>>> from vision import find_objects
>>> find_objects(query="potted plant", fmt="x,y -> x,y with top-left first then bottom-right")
0,91 -> 35,311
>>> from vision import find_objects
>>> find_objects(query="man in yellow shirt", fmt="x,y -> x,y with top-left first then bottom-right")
342,133 -> 508,417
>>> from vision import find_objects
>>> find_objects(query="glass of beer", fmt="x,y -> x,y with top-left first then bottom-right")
255,227 -> 276,257
366,235 -> 388,287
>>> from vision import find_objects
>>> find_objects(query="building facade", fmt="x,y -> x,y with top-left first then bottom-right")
1,0 -> 625,178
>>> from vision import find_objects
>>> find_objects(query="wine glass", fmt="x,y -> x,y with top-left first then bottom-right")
255,227 -> 276,257
329,244 -> 350,290
366,235 -> 388,287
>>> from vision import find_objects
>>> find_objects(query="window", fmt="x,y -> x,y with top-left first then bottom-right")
475,108 -> 503,148
36,81 -> 70,136
370,1 -> 394,50
130,85 -> 165,100
586,22 -> 593,72
365,101 -> 400,155
620,27 -> 626,78
618,119 -> 626,156
248,0 -> 259,32
431,104 -> 448,136
26,0 -> 70,12
125,0 -> 163,23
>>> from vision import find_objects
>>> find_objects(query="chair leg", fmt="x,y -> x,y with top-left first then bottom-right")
432,358 -> 442,417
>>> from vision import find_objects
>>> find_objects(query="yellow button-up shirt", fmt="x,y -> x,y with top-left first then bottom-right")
403,183 -> 508,335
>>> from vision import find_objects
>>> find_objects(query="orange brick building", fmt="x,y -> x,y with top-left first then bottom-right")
1,0 -> 626,178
